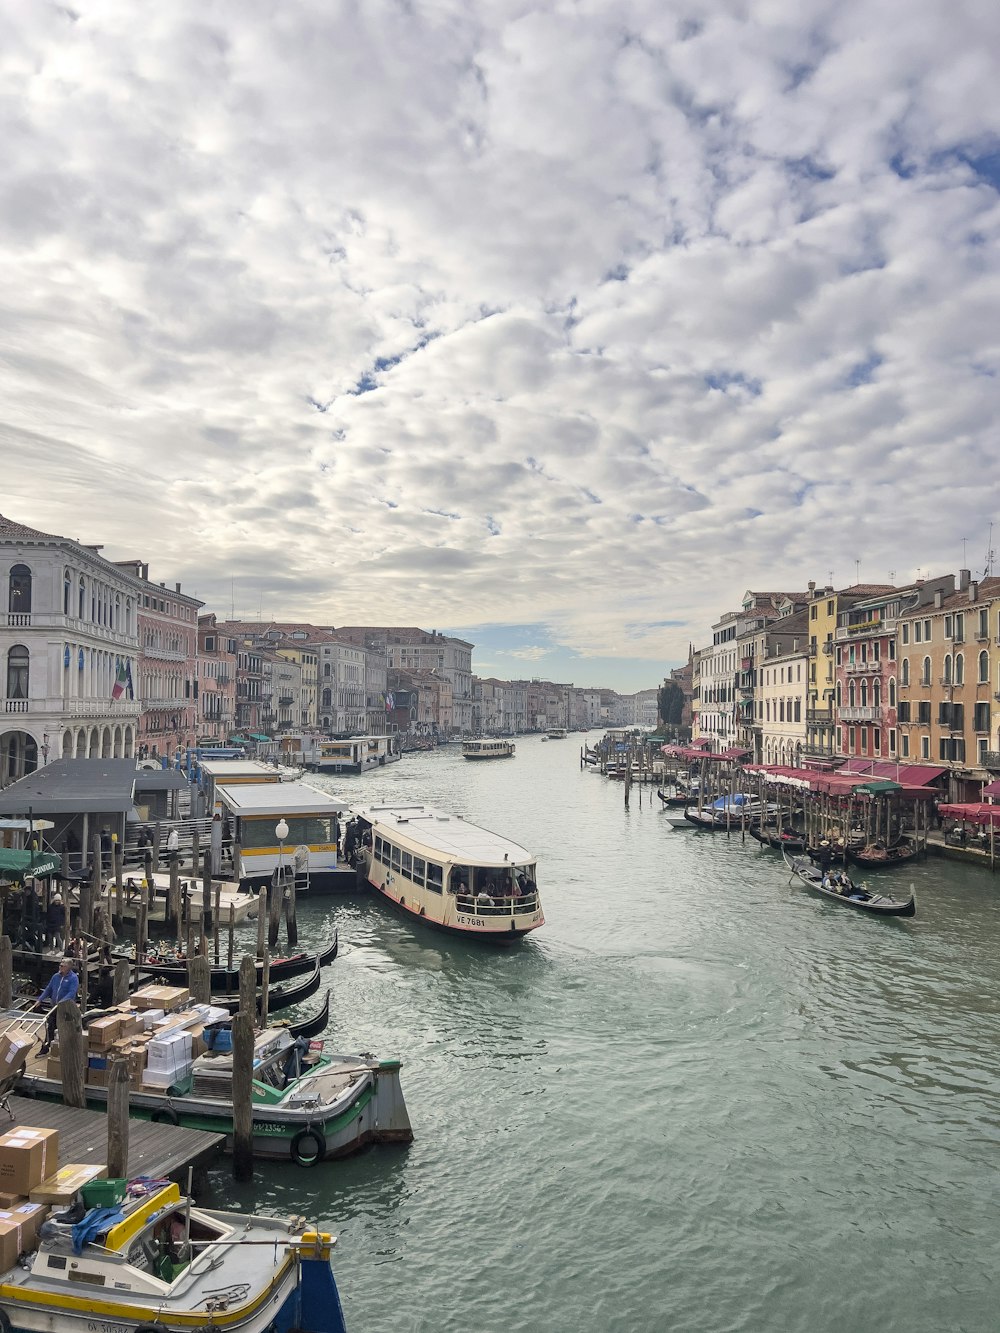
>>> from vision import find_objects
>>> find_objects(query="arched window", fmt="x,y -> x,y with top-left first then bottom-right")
955,653 -> 964,685
125,598 -> 132,634
901,659 -> 910,687
860,680 -> 868,708
886,678 -> 894,707
6,645 -> 29,699
8,564 -> 31,614
114,593 -> 121,630
836,682 -> 842,708
64,569 -> 72,615
922,657 -> 931,686
322,688 -> 332,707
79,577 -> 86,619
943,654 -> 953,685
849,681 -> 856,708
979,650 -> 989,684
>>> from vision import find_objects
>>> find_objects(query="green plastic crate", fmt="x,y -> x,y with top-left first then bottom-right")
81,1178 -> 127,1209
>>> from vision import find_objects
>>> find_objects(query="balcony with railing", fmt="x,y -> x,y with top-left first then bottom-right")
806,708 -> 833,723
143,646 -> 187,662
839,705 -> 882,723
984,751 -> 1000,771
843,660 -> 878,674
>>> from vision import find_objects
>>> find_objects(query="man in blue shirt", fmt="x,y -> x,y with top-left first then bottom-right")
33,959 -> 80,1054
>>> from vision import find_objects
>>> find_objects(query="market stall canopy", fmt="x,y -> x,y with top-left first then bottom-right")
852,780 -> 904,795
981,780 -> 1000,797
838,761 -> 946,787
939,803 -> 1000,827
0,848 -> 61,880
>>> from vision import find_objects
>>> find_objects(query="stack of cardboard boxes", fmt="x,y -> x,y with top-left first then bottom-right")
44,987 -> 230,1096
0,1125 -> 106,1270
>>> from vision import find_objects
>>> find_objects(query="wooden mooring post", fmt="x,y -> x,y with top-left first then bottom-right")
284,872 -> 298,948
256,888 -> 267,960
231,1011 -> 254,1181
188,953 -> 211,1004
0,936 -> 11,1011
112,958 -> 131,1006
57,1001 -> 86,1108
268,874 -> 282,949
107,1057 -> 130,1179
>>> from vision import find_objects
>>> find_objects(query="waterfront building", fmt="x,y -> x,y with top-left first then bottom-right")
0,513 -> 141,784
801,581 -> 895,767
197,614 -> 238,744
317,638 -> 366,735
698,611 -> 740,751
114,561 -> 202,762
896,571 -> 1000,801
759,610 -> 810,765
833,576 -> 954,765
261,649 -> 303,735
338,628 -> 474,735
735,591 -> 807,761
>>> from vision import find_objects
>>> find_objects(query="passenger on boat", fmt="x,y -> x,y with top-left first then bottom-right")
476,888 -> 494,907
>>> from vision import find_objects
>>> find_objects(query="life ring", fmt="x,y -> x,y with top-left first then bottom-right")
151,1106 -> 179,1126
290,1125 -> 326,1167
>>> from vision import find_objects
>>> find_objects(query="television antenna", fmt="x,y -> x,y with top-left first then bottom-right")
984,523 -> 995,578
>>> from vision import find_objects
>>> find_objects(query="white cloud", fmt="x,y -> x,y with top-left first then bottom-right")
2,0 -> 999,687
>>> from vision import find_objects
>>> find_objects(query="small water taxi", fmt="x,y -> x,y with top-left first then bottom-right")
306,735 -> 401,774
352,803 -> 544,943
0,1179 -> 348,1332
461,739 -> 516,761
546,728 -> 568,739
118,869 -> 259,924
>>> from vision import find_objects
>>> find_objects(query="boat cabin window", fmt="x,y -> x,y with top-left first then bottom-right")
411,856 -> 425,886
426,861 -> 443,892
401,850 -> 412,877
374,835 -> 386,862
128,1209 -> 229,1282
390,844 -> 401,871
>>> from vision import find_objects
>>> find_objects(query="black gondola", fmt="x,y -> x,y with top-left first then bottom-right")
287,988 -> 331,1040
124,932 -> 339,992
656,789 -> 692,808
748,825 -> 808,853
784,853 -> 916,917
210,956 -> 324,1016
848,839 -> 919,870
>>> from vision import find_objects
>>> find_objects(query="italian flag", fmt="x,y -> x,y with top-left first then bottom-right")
112,658 -> 128,701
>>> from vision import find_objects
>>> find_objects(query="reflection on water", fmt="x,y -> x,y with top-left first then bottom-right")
202,740 -> 1000,1332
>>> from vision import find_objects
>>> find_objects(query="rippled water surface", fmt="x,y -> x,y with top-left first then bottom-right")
202,739 -> 1000,1331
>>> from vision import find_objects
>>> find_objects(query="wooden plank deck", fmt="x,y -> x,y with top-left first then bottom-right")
3,1095 -> 225,1181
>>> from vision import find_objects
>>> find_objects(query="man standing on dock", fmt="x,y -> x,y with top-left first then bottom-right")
33,958 -> 80,1054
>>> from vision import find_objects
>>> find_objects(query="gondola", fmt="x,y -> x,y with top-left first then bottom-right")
122,931 -> 339,992
288,987 -> 331,1040
784,853 -> 916,917
848,839 -> 919,870
748,825 -> 808,853
210,955 -> 324,1016
657,788 -> 692,807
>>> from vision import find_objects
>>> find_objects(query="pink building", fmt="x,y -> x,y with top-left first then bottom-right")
115,562 -> 202,761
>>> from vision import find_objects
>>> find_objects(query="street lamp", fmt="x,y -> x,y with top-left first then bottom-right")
275,818 -> 289,885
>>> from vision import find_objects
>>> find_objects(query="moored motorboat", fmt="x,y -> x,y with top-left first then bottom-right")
351,802 -> 544,943
663,812 -> 695,829
20,1019 -> 412,1165
0,1179 -> 349,1332
784,854 -> 916,917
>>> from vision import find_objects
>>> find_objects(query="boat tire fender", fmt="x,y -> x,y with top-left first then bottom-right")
134,1325 -> 169,1333
151,1106 -> 180,1126
290,1124 -> 326,1167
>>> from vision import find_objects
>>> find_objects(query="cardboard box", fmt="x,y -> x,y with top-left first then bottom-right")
0,1192 -> 23,1210
140,1008 -> 165,1029
118,1014 -> 144,1038
131,986 -> 167,1011
0,1216 -> 25,1271
29,1164 -> 107,1206
0,1201 -> 46,1250
86,1067 -> 108,1087
155,986 -> 190,1012
0,1029 -> 35,1074
87,1015 -> 124,1049
147,1031 -> 192,1070
0,1128 -> 60,1196
45,1056 -> 62,1081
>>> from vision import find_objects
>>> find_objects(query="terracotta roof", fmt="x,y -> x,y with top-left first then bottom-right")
0,513 -> 65,543
838,584 -> 898,596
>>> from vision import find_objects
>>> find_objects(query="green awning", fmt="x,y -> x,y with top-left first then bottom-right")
249,734 -> 272,742
0,849 -> 62,880
854,780 -> 903,795
229,736 -> 249,743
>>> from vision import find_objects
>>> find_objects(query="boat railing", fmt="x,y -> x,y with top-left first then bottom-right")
456,893 -> 539,917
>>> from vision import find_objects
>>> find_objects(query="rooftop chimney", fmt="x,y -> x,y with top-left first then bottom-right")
175,582 -> 181,593
934,590 -> 944,609
959,568 -> 970,592
969,580 -> 979,603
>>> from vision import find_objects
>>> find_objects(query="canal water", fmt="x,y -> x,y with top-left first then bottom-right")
203,738 -> 1000,1332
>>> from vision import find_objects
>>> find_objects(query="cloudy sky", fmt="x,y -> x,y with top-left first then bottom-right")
3,1 -> 999,691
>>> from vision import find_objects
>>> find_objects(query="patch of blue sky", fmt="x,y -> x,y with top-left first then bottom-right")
704,371 -> 763,396
844,352 -> 883,387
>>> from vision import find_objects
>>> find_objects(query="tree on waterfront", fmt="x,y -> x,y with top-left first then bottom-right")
657,682 -> 684,735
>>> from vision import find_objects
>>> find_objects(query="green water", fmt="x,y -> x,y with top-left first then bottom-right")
201,739 -> 1000,1332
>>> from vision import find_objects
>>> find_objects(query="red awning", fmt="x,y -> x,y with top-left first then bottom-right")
838,760 -> 946,787
982,780 -> 1000,797
689,738 -> 712,749
939,803 -> 1000,827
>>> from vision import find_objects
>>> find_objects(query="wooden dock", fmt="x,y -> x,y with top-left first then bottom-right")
3,1095 -> 225,1181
